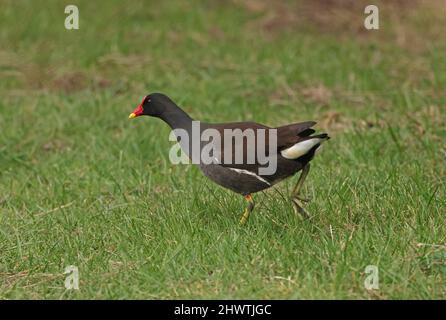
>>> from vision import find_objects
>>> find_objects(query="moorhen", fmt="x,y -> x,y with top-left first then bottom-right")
129,93 -> 329,224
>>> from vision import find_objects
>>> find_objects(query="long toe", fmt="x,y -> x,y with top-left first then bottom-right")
295,194 -> 312,203
291,198 -> 310,219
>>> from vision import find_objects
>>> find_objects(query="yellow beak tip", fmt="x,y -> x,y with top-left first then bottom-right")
128,113 -> 136,119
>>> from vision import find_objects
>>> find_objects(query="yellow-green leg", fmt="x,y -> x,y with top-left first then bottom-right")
291,163 -> 311,219
239,194 -> 254,225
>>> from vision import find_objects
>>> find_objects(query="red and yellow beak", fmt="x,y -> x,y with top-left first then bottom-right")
128,103 -> 144,119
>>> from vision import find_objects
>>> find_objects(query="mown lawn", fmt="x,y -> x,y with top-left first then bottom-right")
0,0 -> 445,299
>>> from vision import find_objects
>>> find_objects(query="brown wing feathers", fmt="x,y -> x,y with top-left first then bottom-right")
276,121 -> 317,150
210,121 -> 319,170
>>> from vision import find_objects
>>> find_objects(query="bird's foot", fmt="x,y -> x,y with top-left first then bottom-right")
295,194 -> 311,203
291,198 -> 310,220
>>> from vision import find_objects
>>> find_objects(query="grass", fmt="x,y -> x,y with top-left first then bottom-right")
0,0 -> 445,299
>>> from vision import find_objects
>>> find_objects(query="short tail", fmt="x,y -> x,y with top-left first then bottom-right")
280,133 -> 329,159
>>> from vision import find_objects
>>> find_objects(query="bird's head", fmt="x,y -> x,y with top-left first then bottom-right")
128,93 -> 172,119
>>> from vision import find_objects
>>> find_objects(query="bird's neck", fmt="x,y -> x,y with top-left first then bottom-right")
158,103 -> 194,132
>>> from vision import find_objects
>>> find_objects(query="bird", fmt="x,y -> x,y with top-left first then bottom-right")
129,93 -> 329,224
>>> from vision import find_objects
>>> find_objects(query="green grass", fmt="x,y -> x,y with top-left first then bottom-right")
1,0 -> 445,299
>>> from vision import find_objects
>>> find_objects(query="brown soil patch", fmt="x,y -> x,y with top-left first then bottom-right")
42,139 -> 71,153
236,0 -> 445,52
51,71 -> 87,93
301,84 -> 333,106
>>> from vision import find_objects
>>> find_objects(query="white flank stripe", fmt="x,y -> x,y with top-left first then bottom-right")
281,138 -> 324,159
228,168 -> 271,186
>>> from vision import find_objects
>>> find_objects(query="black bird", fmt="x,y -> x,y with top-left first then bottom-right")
129,93 -> 329,224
